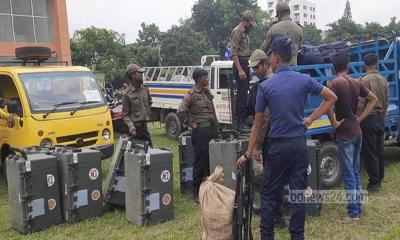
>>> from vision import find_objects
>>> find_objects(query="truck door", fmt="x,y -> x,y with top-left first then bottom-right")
212,68 -> 235,125
0,74 -> 25,149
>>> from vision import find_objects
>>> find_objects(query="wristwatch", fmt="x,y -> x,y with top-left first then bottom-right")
243,152 -> 251,160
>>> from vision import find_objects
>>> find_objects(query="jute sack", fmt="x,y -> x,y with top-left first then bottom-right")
199,166 -> 235,240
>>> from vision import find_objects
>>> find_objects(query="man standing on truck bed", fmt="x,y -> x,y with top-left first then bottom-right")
230,10 -> 257,133
177,68 -> 218,203
261,1 -> 303,66
122,64 -> 153,147
327,53 -> 378,223
359,53 -> 389,192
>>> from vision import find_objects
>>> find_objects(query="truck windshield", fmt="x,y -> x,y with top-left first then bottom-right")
19,71 -> 105,113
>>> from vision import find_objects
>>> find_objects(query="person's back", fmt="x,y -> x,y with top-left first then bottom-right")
262,19 -> 303,65
261,1 -> 303,66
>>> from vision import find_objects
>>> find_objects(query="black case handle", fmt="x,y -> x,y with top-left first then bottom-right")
130,139 -> 149,153
213,130 -> 239,140
53,145 -> 82,153
9,147 -> 28,160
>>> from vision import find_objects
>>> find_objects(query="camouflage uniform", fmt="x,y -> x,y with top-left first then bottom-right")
122,64 -> 153,147
178,86 -> 218,188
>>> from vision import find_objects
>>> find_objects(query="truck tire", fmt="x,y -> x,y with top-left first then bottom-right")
165,112 -> 182,140
319,141 -> 341,188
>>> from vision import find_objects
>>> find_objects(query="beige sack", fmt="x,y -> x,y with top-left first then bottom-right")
199,166 -> 235,240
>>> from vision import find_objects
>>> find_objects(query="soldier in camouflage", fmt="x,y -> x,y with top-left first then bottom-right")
122,64 -> 153,147
177,68 -> 218,203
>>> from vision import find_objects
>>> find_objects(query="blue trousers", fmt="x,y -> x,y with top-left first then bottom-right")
260,137 -> 308,240
337,135 -> 363,218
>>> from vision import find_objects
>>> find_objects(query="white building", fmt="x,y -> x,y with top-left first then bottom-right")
267,0 -> 316,26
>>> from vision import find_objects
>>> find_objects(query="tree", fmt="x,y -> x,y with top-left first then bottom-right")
386,17 -> 400,35
302,24 -> 322,45
134,23 -> 162,67
325,18 -> 363,42
191,0 -> 269,49
160,19 -> 216,66
70,27 -> 130,80
364,22 -> 385,36
343,0 -> 352,20
191,0 -> 225,49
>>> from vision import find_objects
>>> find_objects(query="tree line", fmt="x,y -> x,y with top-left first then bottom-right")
70,0 -> 400,81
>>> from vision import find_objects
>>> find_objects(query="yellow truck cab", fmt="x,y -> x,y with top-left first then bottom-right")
0,47 -> 114,174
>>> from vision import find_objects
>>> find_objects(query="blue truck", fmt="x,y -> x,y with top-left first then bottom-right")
297,34 -> 400,187
143,34 -> 399,188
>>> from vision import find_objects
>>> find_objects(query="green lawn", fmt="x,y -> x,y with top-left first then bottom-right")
0,126 -> 400,240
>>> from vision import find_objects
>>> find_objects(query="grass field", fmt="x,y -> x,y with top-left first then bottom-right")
0,125 -> 400,240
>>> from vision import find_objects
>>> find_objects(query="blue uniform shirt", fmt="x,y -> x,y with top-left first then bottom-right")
255,66 -> 324,138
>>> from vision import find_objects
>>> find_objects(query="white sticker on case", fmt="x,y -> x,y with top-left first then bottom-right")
47,174 -> 55,187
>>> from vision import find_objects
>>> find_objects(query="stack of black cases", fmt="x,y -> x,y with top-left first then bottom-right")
178,131 -> 195,194
6,152 -> 63,234
125,142 -> 174,226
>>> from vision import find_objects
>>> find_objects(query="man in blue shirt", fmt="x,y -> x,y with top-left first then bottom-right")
237,35 -> 337,240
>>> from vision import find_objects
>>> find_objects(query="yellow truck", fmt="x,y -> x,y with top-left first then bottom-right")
0,47 -> 114,176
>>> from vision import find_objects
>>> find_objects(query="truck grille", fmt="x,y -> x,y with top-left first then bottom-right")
67,140 -> 97,148
56,131 -> 98,144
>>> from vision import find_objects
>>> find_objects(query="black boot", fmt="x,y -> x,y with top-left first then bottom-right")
367,183 -> 380,193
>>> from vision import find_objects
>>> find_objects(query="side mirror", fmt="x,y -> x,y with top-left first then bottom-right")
6,100 -> 18,114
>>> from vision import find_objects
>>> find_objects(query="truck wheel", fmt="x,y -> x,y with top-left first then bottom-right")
319,142 -> 341,188
165,112 -> 182,140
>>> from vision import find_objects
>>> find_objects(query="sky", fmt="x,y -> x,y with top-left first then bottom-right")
66,0 -> 400,43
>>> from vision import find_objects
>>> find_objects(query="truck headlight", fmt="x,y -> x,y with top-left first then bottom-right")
40,138 -> 52,147
102,129 -> 111,142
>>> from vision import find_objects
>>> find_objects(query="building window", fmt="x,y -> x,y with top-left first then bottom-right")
293,5 -> 299,11
268,1 -> 273,8
304,13 -> 308,18
0,0 -> 53,43
269,10 -> 274,15
303,5 -> 308,10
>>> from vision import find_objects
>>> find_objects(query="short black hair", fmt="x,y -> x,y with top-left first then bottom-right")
274,50 -> 291,63
193,68 -> 208,83
363,53 -> 378,67
332,53 -> 349,73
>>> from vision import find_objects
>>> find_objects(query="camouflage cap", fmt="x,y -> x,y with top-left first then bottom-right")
242,10 -> 257,27
249,49 -> 267,68
125,64 -> 145,75
276,1 -> 290,14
